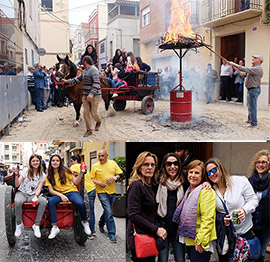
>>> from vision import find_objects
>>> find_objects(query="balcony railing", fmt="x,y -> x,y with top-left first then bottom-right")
201,0 -> 262,24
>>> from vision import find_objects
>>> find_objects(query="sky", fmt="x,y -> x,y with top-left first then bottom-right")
69,0 -> 110,27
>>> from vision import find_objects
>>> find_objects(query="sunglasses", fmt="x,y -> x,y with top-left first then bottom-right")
165,161 -> 179,167
206,167 -> 217,176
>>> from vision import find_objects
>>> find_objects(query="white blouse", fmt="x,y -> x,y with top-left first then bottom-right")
215,176 -> 258,235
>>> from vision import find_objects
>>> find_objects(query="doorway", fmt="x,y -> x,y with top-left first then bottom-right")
221,32 -> 245,99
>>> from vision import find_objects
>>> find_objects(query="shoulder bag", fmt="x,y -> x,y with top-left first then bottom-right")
133,224 -> 159,258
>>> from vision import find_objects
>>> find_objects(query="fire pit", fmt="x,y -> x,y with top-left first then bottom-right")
158,33 -> 208,122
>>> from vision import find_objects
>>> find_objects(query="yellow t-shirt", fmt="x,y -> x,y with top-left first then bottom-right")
90,160 -> 123,194
70,163 -> 96,193
45,171 -> 77,194
185,188 -> 217,249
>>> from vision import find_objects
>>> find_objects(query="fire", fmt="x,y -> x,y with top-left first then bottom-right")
165,0 -> 194,43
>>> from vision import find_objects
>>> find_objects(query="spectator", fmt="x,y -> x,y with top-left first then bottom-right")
91,149 -> 123,243
33,64 -> 46,112
27,66 -> 36,107
127,151 -> 167,261
70,155 -> 97,239
248,150 -> 270,262
16,66 -> 24,76
203,63 -> 218,104
136,57 -> 151,72
47,67 -> 56,106
3,63 -> 16,75
43,66 -> 50,110
220,60 -> 233,101
233,60 -> 245,102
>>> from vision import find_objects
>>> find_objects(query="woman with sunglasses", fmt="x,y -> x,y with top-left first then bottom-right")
46,154 -> 91,239
155,153 -> 185,262
173,160 -> 217,262
205,158 -> 258,262
127,152 -> 167,262
248,150 -> 270,262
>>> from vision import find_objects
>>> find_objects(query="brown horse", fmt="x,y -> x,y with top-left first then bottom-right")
55,55 -> 111,126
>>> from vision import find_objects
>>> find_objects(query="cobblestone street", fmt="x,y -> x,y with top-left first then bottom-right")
0,184 -> 126,262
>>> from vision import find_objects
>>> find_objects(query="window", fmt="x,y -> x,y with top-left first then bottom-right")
5,145 -> 9,150
5,155 -> 9,160
142,6 -> 150,27
12,145 -> 17,152
25,48 -> 28,65
41,0 -> 53,12
94,22 -> 96,34
31,49 -> 34,65
100,43 -> 105,54
120,6 -> 135,16
12,154 -> 17,161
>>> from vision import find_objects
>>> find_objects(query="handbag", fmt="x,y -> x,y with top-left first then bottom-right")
247,236 -> 261,260
133,224 -> 159,258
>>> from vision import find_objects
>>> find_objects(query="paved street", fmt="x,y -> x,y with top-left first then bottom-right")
0,184 -> 126,262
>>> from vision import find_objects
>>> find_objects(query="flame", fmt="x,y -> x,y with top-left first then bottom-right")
165,0 -> 194,43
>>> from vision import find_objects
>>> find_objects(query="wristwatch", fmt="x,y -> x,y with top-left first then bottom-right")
113,176 -> 117,181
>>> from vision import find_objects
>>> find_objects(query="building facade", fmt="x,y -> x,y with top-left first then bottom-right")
39,0 -> 70,67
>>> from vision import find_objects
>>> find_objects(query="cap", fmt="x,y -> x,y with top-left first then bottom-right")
28,65 -> 34,70
252,55 -> 263,63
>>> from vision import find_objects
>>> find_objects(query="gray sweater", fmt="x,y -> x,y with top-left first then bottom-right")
66,65 -> 101,97
237,64 -> 263,89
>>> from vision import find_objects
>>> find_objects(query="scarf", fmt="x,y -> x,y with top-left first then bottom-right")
249,171 -> 270,192
156,179 -> 184,218
173,184 -> 203,239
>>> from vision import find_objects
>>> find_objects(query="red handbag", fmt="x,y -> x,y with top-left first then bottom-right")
133,225 -> 159,258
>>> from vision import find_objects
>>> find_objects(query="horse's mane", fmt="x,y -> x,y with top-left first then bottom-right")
68,60 -> 77,79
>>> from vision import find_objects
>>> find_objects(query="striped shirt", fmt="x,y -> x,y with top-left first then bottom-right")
27,72 -> 35,88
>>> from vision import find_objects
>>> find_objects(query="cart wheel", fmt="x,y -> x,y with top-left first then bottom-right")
73,210 -> 88,245
141,96 -> 154,115
113,100 -> 126,111
5,186 -> 16,246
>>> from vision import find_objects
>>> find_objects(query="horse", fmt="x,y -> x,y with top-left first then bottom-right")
55,55 -> 111,126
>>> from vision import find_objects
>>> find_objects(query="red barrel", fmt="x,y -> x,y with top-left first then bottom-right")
170,90 -> 192,122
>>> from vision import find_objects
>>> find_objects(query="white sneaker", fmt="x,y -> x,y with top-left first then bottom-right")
15,224 -> 23,237
48,227 -> 60,239
81,221 -> 91,235
112,93 -> 118,98
32,224 -> 41,238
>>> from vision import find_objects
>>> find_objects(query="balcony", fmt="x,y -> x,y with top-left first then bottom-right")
201,0 -> 263,28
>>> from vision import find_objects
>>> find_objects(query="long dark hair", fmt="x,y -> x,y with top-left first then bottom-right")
47,154 -> 73,186
27,154 -> 43,180
159,152 -> 184,185
83,44 -> 97,64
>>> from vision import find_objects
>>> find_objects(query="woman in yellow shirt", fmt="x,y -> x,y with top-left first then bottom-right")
70,155 -> 96,239
46,154 -> 91,239
173,160 -> 216,262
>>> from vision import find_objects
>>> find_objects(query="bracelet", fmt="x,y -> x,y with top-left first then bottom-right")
113,176 -> 117,181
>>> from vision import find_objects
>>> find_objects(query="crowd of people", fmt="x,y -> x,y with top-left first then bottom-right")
127,144 -> 270,262
2,149 -> 123,243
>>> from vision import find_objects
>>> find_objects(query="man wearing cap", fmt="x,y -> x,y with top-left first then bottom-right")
228,55 -> 263,127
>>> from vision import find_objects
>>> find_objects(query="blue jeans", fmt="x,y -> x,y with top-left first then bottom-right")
158,235 -> 185,262
98,193 -> 116,235
236,82 -> 243,100
28,87 -> 36,105
105,77 -> 116,88
48,191 -> 87,225
35,88 -> 44,110
47,86 -> 55,106
247,88 -> 261,126
87,189 -> 96,233
204,81 -> 215,103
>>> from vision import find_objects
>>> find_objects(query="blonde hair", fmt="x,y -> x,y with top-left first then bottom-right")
205,157 -> 232,191
186,160 -> 206,182
248,150 -> 270,177
129,151 -> 159,186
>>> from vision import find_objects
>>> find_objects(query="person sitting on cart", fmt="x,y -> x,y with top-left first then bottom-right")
125,52 -> 140,73
46,154 -> 91,239
70,155 -> 97,239
104,63 -> 127,98
14,154 -> 48,238
136,56 -> 151,72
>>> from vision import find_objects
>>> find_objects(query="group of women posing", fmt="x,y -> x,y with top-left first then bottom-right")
14,154 -> 91,239
127,150 -> 270,262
